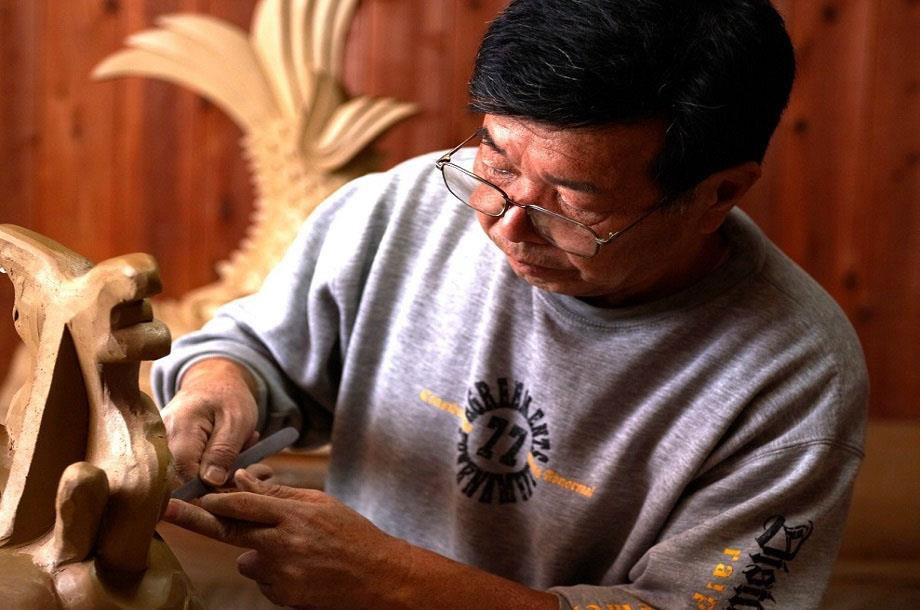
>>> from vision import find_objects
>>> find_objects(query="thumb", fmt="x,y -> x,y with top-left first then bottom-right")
200,422 -> 253,486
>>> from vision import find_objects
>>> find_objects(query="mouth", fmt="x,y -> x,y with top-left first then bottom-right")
502,245 -> 567,270
488,234 -> 569,273
506,256 -> 568,275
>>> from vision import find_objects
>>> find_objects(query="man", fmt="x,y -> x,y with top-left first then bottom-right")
154,1 -> 868,608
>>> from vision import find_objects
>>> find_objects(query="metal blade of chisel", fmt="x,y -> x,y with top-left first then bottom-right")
171,426 -> 300,501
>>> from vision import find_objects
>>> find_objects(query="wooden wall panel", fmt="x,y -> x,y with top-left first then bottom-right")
0,1 -> 40,388
856,0 -> 919,418
35,1 -> 123,259
745,0 -> 919,419
0,0 -> 915,418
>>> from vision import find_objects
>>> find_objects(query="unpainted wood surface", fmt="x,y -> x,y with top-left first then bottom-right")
0,0 -> 916,418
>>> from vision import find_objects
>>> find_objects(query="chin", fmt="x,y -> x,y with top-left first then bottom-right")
508,262 -> 583,295
508,257 -> 567,281
508,260 -> 624,301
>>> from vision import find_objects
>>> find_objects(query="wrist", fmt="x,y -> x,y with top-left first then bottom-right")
380,540 -> 557,610
378,537 -> 417,610
179,357 -> 258,398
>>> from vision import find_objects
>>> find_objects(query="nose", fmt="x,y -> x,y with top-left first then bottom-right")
493,178 -> 549,245
494,204 -> 537,244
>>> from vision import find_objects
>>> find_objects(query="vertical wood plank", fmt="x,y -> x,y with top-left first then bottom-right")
129,0 -> 210,298
753,0 -> 918,418
198,0 -> 256,285
447,1 -> 511,142
855,0 -> 919,418
0,2 -> 41,383
0,3 -> 39,229
768,0 -> 876,299
35,0 -> 124,261
109,0 -> 155,258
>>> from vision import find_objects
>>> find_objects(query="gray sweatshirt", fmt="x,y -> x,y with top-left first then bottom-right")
153,150 -> 868,610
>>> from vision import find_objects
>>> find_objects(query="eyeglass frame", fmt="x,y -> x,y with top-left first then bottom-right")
435,130 -> 670,258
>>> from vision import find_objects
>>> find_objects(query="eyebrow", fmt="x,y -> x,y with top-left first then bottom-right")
544,173 -> 603,196
480,128 -> 508,157
480,127 -> 604,196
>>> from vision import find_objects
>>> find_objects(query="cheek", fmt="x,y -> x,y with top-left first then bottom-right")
567,239 -> 644,287
569,257 -> 621,286
475,211 -> 496,235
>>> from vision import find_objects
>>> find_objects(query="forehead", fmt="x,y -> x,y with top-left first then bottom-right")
481,115 -> 666,189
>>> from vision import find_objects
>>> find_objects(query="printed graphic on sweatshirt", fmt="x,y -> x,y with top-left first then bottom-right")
456,379 -> 550,503
690,515 -> 813,609
418,382 -> 596,502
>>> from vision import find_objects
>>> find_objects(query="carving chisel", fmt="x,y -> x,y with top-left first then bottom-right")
171,426 -> 300,501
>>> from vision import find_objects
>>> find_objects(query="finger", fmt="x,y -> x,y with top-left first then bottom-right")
233,468 -> 315,501
242,430 -> 260,450
233,468 -> 269,493
245,463 -> 274,481
214,463 -> 273,493
162,408 -> 209,482
163,498 -> 266,548
200,416 -> 255,486
236,549 -> 271,582
199,491 -> 286,526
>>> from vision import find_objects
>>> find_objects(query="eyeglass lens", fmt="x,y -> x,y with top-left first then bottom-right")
441,163 -> 599,257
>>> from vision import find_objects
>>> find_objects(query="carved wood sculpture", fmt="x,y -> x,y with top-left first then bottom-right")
0,225 -> 198,609
93,0 -> 418,341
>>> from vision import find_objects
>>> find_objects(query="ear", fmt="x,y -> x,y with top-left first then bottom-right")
692,162 -> 762,233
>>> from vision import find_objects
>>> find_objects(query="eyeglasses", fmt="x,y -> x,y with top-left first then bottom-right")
435,131 -> 668,258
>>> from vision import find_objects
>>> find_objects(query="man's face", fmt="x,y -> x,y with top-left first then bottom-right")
473,115 -> 712,306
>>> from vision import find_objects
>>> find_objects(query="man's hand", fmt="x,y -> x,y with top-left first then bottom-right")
161,357 -> 260,486
164,470 -> 559,610
163,470 -> 412,609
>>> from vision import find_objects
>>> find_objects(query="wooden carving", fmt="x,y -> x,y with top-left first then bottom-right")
92,0 -> 418,339
0,225 -> 198,609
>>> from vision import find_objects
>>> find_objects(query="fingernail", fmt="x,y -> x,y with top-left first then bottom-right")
203,465 -> 226,486
234,469 -> 258,487
163,499 -> 179,521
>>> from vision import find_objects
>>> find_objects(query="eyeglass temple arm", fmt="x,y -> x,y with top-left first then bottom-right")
436,130 -> 483,167
596,197 -> 669,245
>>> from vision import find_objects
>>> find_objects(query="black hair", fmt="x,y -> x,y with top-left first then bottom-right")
469,0 -> 796,200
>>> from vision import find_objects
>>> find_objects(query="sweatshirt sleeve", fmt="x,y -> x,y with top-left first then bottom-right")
151,172 -> 391,449
549,440 -> 863,610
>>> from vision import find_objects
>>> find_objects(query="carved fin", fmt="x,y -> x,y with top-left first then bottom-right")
252,0 -> 301,120
96,49 -> 258,130
324,0 -> 360,78
312,98 -> 418,170
298,72 -> 347,149
291,0 -> 317,110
